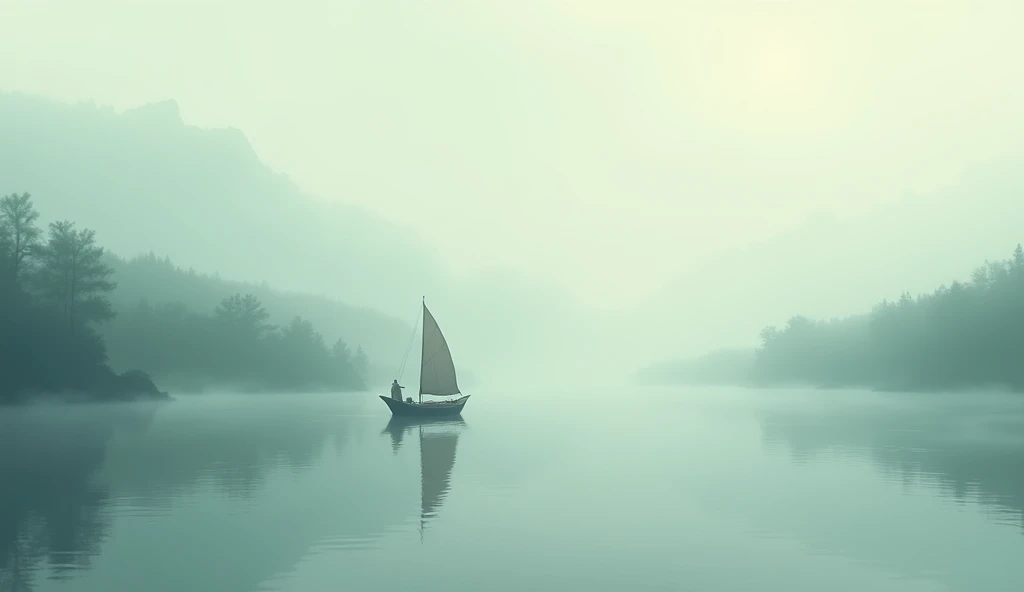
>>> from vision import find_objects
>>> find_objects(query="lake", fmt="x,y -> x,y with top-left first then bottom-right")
1,388 -> 1022,592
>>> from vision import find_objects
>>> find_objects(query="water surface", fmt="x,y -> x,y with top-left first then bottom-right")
1,388 -> 1022,592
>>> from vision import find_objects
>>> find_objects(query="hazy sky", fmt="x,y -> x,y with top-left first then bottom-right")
4,0 -> 1023,308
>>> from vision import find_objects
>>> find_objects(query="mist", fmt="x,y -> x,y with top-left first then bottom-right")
1,1 -> 1021,394
5,1 -> 1024,394
7,3 -> 1024,591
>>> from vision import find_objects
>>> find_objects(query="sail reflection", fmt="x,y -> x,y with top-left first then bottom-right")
381,417 -> 466,534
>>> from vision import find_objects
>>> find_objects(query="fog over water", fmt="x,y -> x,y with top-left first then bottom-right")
3,3 -> 1024,590
2,389 -> 1023,592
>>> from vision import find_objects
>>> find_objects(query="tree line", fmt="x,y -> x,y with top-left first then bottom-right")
100,250 -> 397,386
751,245 -> 1024,391
0,192 -> 368,403
0,192 -> 157,402
103,293 -> 368,393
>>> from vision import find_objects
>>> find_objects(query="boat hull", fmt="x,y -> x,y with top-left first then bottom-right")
379,395 -> 470,418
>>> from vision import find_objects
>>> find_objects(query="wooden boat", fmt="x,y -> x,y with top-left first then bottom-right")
379,298 -> 470,417
379,394 -> 470,417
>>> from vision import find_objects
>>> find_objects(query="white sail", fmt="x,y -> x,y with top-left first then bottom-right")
419,303 -> 461,396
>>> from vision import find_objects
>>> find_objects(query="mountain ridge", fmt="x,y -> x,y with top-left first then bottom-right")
0,92 -> 590,383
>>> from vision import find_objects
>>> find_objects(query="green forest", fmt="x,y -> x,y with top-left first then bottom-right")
751,245 -> 1024,391
0,192 -> 369,403
99,251 -> 397,386
103,295 -> 367,393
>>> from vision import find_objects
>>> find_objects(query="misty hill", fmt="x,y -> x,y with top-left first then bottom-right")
0,93 -> 591,384
0,93 -> 443,314
103,252 -> 407,379
640,158 -> 1024,362
748,244 -> 1024,392
634,348 -> 755,387
2,190 -> 372,400
651,245 -> 1024,393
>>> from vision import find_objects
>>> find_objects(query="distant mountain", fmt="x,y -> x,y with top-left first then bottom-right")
637,157 -> 1024,361
0,93 -> 445,313
0,93 -> 589,383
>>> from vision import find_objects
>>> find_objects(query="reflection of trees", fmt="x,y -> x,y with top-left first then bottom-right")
2,397 -> 475,592
0,403 -> 159,591
1,397 -> 417,592
381,418 -> 465,533
73,398 -> 413,592
758,397 -> 1024,532
97,397 -> 360,502
0,399 -> 357,591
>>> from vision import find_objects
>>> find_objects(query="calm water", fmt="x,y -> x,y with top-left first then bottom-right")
1,388 -> 1023,592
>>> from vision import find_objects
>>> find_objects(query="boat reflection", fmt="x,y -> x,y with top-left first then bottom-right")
381,417 -> 466,536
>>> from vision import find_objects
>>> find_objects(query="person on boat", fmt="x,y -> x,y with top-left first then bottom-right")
391,379 -> 404,401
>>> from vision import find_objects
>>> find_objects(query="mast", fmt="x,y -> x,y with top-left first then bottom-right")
420,296 -> 424,405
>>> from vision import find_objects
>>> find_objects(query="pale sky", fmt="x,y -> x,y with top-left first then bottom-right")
3,0 -> 1023,308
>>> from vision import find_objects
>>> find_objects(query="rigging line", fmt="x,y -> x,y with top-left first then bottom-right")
397,303 -> 423,382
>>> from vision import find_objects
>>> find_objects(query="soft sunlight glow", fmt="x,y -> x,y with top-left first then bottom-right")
734,32 -> 821,118
3,0 -> 1024,318
752,44 -> 803,93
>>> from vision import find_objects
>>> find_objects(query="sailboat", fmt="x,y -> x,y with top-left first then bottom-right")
379,299 -> 470,417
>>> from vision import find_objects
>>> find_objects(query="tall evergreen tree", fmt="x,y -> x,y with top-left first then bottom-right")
34,221 -> 116,332
0,192 -> 42,282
